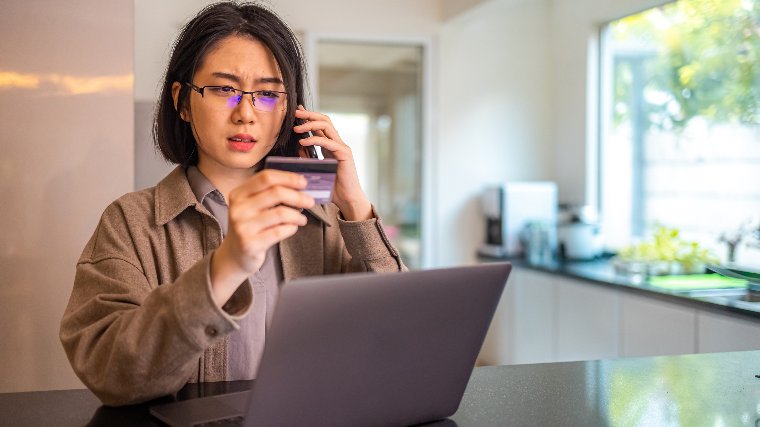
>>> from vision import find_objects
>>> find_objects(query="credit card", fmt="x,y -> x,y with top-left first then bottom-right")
264,156 -> 338,204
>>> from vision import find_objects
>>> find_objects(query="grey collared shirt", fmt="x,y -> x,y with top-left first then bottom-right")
187,166 -> 283,380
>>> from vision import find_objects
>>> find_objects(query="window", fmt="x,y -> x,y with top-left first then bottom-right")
600,0 -> 760,264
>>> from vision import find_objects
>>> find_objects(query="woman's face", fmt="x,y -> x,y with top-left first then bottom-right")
175,35 -> 287,178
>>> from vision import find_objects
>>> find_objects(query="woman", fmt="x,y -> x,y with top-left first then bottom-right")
60,1 -> 404,406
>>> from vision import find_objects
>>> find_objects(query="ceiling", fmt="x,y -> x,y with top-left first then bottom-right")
318,42 -> 422,72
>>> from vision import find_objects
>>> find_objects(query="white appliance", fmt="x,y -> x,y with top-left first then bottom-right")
478,182 -> 558,258
557,205 -> 604,260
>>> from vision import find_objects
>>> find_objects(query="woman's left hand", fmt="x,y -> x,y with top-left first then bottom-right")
294,106 -> 373,221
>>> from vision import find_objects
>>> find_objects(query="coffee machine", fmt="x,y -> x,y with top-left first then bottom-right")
478,182 -> 558,259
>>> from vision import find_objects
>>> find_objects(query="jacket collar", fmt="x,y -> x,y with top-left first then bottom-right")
153,166 -> 334,227
305,203 -> 334,227
154,166 -> 197,226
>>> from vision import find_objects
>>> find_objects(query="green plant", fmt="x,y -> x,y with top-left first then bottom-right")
618,226 -> 719,273
679,241 -> 720,272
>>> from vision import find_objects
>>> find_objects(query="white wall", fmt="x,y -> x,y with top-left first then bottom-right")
429,0 -> 672,267
0,0 -> 133,392
548,0 -> 671,204
435,0 -> 554,266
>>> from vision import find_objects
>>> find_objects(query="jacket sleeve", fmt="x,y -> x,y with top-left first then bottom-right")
59,204 -> 252,406
335,204 -> 408,273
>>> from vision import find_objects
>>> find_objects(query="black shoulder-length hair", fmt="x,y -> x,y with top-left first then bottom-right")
154,1 -> 307,166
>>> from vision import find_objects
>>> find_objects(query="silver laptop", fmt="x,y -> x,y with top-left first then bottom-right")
150,262 -> 511,427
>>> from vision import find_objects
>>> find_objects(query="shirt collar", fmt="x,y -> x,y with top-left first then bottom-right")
186,165 -> 225,205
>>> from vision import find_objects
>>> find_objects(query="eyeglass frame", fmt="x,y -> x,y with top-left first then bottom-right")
184,82 -> 288,112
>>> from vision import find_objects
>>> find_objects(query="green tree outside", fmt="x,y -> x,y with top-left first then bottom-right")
610,0 -> 760,130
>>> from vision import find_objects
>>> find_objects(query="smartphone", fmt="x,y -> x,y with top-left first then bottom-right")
264,156 -> 338,204
295,119 -> 320,159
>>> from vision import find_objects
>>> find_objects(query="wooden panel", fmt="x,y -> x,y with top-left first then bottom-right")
1,0 -> 134,392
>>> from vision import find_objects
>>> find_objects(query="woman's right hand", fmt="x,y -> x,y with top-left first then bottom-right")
209,169 -> 315,307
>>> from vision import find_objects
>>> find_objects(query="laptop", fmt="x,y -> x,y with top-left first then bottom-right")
150,262 -> 511,426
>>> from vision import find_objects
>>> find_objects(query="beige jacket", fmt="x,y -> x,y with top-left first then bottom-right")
60,166 -> 404,406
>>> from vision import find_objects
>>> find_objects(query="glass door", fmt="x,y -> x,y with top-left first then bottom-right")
317,41 -> 424,268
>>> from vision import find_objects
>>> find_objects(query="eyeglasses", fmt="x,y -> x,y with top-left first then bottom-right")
185,82 -> 287,113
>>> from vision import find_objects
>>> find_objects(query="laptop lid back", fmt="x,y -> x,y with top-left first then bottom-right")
246,262 -> 511,427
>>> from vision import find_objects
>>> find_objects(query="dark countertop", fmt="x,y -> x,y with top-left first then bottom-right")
481,255 -> 760,320
2,350 -> 759,426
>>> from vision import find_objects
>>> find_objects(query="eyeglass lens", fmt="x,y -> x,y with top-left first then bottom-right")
223,92 -> 280,112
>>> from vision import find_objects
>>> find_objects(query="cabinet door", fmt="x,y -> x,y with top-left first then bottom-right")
478,269 -> 517,366
556,278 -> 620,362
621,294 -> 696,357
511,269 -> 557,364
479,267 -> 557,366
698,311 -> 760,353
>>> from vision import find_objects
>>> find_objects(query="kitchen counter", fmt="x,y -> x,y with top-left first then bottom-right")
480,255 -> 760,320
3,350 -> 759,426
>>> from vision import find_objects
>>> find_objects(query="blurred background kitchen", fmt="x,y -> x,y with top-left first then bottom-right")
2,0 -> 759,395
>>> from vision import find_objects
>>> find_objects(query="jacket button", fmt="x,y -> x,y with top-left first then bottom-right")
205,326 -> 218,337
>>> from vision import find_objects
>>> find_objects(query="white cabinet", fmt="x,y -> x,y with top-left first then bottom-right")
479,265 -> 760,367
478,271 -> 517,366
479,268 -> 557,366
621,294 -> 697,357
511,269 -> 557,364
555,277 -> 620,362
698,311 -> 760,353
481,268 -> 621,365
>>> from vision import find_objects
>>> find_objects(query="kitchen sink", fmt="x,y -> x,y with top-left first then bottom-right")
678,288 -> 760,303
691,265 -> 760,305
736,293 -> 760,303
645,270 -> 760,306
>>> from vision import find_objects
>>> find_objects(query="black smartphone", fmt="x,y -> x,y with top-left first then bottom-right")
295,119 -> 319,159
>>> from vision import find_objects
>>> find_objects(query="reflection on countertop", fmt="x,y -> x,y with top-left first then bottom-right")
480,254 -> 760,319
453,349 -> 760,427
4,350 -> 760,426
